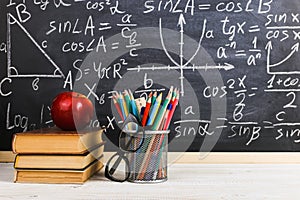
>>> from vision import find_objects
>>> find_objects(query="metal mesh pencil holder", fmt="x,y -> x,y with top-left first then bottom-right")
127,130 -> 169,183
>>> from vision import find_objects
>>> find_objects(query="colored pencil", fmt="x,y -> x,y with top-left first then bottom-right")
141,93 -> 152,127
151,88 -> 176,179
120,92 -> 129,117
152,86 -> 173,131
160,88 -> 176,130
123,90 -> 132,114
152,90 -> 180,179
138,87 -> 173,180
151,91 -> 157,106
152,134 -> 167,180
145,133 -> 164,180
112,94 -> 124,121
160,103 -> 172,130
137,134 -> 160,180
163,90 -> 180,130
128,89 -> 140,121
146,93 -> 162,126
117,92 -> 126,120
110,87 -> 179,181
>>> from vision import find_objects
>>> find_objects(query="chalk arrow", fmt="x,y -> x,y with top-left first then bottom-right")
269,42 -> 299,68
178,14 -> 186,66
178,13 -> 186,27
265,41 -> 272,74
265,40 -> 273,51
189,64 -> 234,71
223,63 -> 235,70
178,13 -> 186,97
127,64 -> 234,71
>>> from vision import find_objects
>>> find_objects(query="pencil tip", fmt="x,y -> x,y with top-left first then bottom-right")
112,95 -> 117,102
158,92 -> 163,99
129,89 -> 134,99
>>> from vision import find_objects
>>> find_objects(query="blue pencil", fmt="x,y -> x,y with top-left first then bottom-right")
128,89 -> 140,121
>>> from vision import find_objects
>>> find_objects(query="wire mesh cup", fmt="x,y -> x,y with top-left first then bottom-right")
127,130 -> 169,183
105,114 -> 169,183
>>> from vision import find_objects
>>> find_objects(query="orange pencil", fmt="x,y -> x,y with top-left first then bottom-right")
141,93 -> 152,126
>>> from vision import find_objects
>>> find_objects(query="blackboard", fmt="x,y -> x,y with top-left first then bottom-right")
1,0 -> 300,152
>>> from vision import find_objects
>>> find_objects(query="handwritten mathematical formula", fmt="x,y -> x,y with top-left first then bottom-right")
1,0 -> 300,150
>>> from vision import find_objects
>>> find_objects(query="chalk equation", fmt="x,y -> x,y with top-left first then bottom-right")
1,0 -> 300,151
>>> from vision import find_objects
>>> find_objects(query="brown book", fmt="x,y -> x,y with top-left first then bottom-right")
14,143 -> 105,169
14,158 -> 104,184
12,127 -> 103,154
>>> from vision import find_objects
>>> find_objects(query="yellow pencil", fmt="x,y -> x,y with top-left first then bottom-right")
119,92 -> 128,118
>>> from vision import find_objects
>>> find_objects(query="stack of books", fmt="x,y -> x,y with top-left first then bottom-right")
12,127 -> 105,184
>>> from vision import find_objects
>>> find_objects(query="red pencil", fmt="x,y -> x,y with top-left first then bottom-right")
141,93 -> 152,126
112,94 -> 124,121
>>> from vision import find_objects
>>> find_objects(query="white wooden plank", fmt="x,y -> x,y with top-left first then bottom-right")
1,163 -> 300,199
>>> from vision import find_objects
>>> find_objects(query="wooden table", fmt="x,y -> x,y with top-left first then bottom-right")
0,163 -> 299,199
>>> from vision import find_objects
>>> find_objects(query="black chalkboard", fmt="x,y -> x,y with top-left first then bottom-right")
1,0 -> 300,152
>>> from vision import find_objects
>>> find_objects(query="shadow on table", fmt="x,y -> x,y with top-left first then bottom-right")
90,169 -> 110,182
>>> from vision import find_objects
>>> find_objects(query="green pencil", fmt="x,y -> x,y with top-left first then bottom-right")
151,91 -> 157,105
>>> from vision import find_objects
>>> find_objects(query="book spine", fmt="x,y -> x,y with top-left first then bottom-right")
11,134 -> 18,154
13,155 -> 19,169
13,170 -> 18,183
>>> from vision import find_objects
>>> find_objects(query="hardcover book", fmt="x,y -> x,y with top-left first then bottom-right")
12,127 -> 103,154
14,143 -> 105,169
14,159 -> 104,184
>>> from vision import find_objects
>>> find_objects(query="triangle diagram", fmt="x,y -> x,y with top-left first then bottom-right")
7,13 -> 65,78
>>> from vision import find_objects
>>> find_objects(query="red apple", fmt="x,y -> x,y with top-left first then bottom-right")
51,92 -> 94,131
